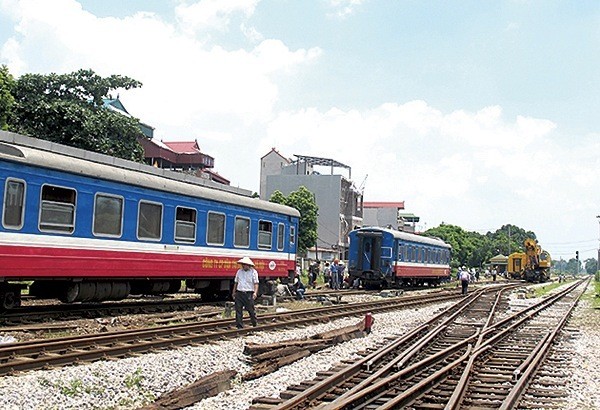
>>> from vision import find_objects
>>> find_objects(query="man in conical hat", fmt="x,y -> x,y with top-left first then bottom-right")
233,256 -> 259,329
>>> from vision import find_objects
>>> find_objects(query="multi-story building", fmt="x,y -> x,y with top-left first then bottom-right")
261,150 -> 363,260
362,201 -> 420,233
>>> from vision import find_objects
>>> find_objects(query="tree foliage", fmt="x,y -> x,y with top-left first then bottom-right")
584,258 -> 598,275
7,68 -> 145,161
424,223 -> 538,270
269,187 -> 318,257
0,65 -> 15,130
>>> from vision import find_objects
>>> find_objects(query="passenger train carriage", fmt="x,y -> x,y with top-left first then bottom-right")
0,131 -> 299,309
348,227 -> 451,288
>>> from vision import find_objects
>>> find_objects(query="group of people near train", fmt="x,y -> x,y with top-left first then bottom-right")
457,265 -> 500,295
290,258 -> 350,300
232,255 -> 506,328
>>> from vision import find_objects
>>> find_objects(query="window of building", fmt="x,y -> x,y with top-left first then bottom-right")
234,216 -> 250,247
258,220 -> 272,249
93,194 -> 123,237
207,212 -> 225,245
277,223 -> 285,250
3,178 -> 25,229
137,201 -> 162,240
175,206 -> 197,243
39,184 -> 76,233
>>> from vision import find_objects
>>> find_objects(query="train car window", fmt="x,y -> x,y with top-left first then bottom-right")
234,216 -> 250,247
175,206 -> 197,243
258,220 -> 272,250
381,247 -> 392,258
39,184 -> 76,233
3,178 -> 26,230
277,223 -> 285,250
290,225 -> 296,245
137,201 -> 163,241
207,212 -> 225,245
93,194 -> 123,237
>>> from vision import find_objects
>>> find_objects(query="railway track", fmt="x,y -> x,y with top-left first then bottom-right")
249,279 -> 587,409
0,288 -> 377,327
0,288 -> 464,376
0,296 -> 213,326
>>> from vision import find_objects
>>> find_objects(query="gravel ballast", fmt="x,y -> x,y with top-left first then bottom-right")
0,284 -> 598,410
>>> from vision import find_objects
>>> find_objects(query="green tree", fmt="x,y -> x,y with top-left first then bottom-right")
269,190 -> 287,206
0,65 -> 15,130
425,223 -> 541,271
584,258 -> 598,275
424,223 -> 481,269
566,258 -> 581,274
269,187 -> 318,257
9,69 -> 145,161
490,224 -> 536,256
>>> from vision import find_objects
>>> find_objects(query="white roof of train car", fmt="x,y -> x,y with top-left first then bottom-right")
0,131 -> 300,218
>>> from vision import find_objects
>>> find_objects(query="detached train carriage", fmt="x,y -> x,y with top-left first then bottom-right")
0,132 -> 299,309
348,227 -> 451,289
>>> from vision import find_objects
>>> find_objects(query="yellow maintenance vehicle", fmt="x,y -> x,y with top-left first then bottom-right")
507,238 -> 552,282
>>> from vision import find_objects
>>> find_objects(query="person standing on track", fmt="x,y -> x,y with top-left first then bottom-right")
232,256 -> 259,329
459,266 -> 470,295
330,259 -> 341,289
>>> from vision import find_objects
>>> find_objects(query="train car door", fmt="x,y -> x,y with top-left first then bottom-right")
357,232 -> 382,273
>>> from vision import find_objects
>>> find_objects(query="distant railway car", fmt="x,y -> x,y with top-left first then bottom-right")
348,227 -> 451,288
507,238 -> 551,282
0,132 -> 299,309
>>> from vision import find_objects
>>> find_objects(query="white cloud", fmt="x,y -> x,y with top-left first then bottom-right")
262,101 -> 576,237
0,0 -> 321,126
175,0 -> 259,33
328,0 -> 366,19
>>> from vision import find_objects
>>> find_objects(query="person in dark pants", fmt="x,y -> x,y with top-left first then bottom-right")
292,275 -> 306,300
233,256 -> 259,329
459,266 -> 470,295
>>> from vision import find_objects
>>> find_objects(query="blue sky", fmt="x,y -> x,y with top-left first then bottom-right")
1,0 -> 599,261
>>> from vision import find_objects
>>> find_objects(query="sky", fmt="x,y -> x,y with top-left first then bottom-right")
0,0 -> 599,261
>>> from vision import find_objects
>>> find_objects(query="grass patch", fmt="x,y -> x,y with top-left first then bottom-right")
533,281 -> 569,298
124,368 -> 145,389
593,281 -> 600,309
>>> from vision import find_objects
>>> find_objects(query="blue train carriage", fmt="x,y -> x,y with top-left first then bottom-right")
348,227 -> 451,289
0,131 -> 300,309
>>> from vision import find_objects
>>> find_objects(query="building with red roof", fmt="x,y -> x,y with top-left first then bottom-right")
104,97 -> 229,185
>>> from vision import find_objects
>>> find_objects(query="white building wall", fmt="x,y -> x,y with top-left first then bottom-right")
260,150 -> 290,199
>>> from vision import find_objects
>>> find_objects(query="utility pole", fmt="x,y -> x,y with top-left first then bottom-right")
508,225 -> 511,255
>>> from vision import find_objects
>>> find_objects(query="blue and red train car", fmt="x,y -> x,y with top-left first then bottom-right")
0,131 -> 299,309
348,227 -> 451,288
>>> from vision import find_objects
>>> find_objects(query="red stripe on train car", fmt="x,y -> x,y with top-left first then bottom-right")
394,265 -> 450,278
0,245 -> 293,279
